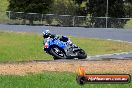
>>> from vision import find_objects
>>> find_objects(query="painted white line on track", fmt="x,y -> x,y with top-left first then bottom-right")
106,38 -> 132,44
86,39 -> 132,59
86,50 -> 132,59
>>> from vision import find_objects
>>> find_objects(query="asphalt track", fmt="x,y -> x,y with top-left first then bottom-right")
0,24 -> 132,60
0,24 -> 132,42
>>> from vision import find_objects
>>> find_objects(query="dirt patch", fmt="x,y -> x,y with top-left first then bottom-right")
0,60 -> 132,75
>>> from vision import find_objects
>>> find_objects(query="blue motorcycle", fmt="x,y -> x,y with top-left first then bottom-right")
43,36 -> 87,60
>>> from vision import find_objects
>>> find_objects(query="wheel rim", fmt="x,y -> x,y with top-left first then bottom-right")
79,50 -> 85,55
53,47 -> 65,57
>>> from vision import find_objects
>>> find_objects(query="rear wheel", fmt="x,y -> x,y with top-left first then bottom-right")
50,46 -> 67,60
77,49 -> 87,59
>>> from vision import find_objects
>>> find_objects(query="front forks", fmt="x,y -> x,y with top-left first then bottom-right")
64,45 -> 80,57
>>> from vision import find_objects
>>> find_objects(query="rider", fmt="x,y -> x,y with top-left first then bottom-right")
43,30 -> 70,43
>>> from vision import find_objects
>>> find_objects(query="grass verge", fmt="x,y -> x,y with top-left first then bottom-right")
0,31 -> 132,62
0,72 -> 131,88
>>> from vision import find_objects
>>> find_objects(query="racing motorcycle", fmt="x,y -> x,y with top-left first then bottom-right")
43,35 -> 87,60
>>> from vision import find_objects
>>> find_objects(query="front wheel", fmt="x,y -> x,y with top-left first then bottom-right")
49,46 -> 67,60
77,49 -> 87,59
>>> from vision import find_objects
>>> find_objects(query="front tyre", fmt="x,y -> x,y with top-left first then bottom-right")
50,46 -> 67,60
77,49 -> 87,59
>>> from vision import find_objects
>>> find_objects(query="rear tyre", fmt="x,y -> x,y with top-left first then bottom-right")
77,49 -> 87,59
53,57 -> 59,60
50,46 -> 67,60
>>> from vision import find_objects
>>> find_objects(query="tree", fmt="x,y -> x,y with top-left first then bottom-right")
74,0 -> 127,27
73,0 -> 88,16
51,0 -> 78,15
125,4 -> 132,17
74,0 -> 126,17
7,0 -> 53,24
8,0 -> 53,13
88,0 -> 126,17
46,0 -> 79,26
88,0 -> 127,27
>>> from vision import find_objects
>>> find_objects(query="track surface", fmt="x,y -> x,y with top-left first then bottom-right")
0,24 -> 132,59
0,24 -> 132,75
0,24 -> 132,42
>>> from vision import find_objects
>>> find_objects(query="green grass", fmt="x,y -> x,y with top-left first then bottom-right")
0,32 -> 52,62
124,19 -> 132,29
0,0 -> 9,23
0,72 -> 131,88
0,31 -> 132,62
0,0 -> 8,12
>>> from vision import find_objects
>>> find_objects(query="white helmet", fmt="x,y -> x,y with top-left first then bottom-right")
43,30 -> 50,35
43,30 -> 51,38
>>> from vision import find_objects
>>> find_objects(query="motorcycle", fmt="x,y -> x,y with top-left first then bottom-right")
43,36 -> 87,60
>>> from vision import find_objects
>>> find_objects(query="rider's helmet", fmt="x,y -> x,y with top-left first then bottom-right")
43,30 -> 51,38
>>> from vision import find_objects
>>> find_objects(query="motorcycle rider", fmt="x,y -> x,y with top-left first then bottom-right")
43,30 -> 71,43
42,30 -> 87,59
